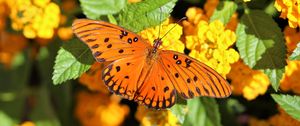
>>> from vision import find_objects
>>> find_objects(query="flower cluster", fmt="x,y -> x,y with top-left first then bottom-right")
281,24 -> 300,95
75,91 -> 129,126
135,106 -> 179,126
20,121 -> 35,126
79,62 -> 110,93
77,62 -> 130,126
7,0 -> 60,39
274,0 -> 300,28
0,2 -> 27,68
283,26 -> 300,54
280,60 -> 300,94
185,20 -> 239,77
57,0 -> 77,41
227,60 -> 270,100
0,32 -> 27,68
139,18 -> 185,53
183,1 -> 239,35
249,107 -> 300,126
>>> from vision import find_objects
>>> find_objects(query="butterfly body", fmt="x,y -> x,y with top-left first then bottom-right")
72,19 -> 232,109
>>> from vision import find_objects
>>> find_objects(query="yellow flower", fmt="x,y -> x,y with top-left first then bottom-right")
33,0 -> 50,7
227,60 -> 270,100
183,7 -> 209,35
8,0 -> 60,39
128,0 -> 142,3
280,60 -> 300,94
79,62 -> 110,93
183,5 -> 239,35
185,20 -> 239,77
20,121 -> 35,126
75,91 -> 129,126
274,0 -> 300,28
139,18 -> 184,53
135,106 -> 180,126
244,0 -> 251,2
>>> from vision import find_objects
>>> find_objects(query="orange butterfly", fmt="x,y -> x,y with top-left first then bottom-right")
72,19 -> 232,109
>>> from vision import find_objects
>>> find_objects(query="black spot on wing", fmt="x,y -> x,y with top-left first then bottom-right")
104,38 -> 109,42
91,44 -> 99,49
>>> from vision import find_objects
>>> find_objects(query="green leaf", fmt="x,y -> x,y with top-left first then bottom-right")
119,0 -> 177,32
0,111 -> 13,126
210,1 -> 238,24
79,0 -> 126,19
170,104 -> 187,124
52,39 -> 94,85
271,94 -> 300,121
236,10 -> 286,91
107,14 -> 117,25
183,98 -> 221,126
262,68 -> 285,91
290,42 -> 300,60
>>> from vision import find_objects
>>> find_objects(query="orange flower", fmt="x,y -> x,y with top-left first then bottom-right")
75,91 -> 129,126
0,32 -> 27,68
227,60 -> 270,100
274,0 -> 300,28
79,62 -> 110,93
283,26 -> 300,54
280,60 -> 300,94
268,107 -> 300,126
204,0 -> 219,18
249,107 -> 300,126
57,27 -> 73,41
249,117 -> 270,126
226,13 -> 239,31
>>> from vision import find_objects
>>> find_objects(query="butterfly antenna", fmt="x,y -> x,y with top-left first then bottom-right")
160,17 -> 187,40
158,7 -> 162,39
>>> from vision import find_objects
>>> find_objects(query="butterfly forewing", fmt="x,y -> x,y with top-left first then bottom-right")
158,50 -> 232,99
72,19 -> 150,62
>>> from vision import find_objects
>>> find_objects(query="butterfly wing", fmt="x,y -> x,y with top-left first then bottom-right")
102,54 -> 148,100
158,50 -> 232,99
72,19 -> 151,62
133,61 -> 177,109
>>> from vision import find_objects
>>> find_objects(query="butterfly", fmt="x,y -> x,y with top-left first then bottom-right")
72,19 -> 232,109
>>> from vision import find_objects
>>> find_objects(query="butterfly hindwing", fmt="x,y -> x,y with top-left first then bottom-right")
158,50 -> 232,99
134,62 -> 177,109
72,19 -> 150,62
102,55 -> 148,100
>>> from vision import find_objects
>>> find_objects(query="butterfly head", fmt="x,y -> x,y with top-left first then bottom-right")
153,38 -> 162,51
